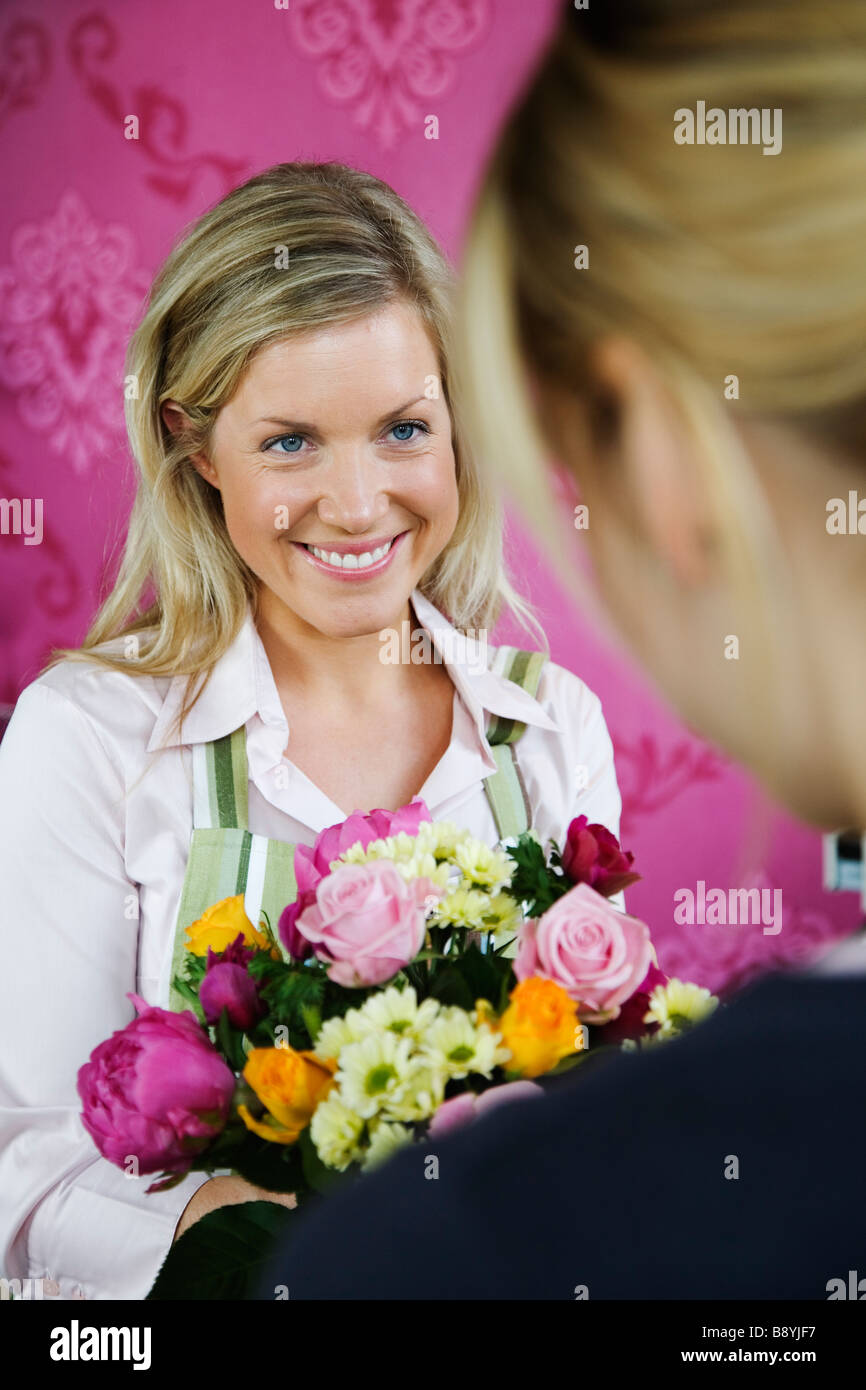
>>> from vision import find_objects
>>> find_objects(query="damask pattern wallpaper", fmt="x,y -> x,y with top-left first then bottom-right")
0,0 -> 859,991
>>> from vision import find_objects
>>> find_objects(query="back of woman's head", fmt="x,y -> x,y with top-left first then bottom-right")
458,0 -> 866,823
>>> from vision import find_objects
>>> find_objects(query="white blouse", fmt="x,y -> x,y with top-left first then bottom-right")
0,590 -> 621,1301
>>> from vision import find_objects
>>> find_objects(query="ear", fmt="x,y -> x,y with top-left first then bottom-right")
160,399 -> 219,488
589,336 -> 714,588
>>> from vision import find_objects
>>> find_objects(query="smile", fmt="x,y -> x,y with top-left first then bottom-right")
295,531 -> 407,579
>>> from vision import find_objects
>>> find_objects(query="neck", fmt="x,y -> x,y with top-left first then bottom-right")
253,587 -> 420,705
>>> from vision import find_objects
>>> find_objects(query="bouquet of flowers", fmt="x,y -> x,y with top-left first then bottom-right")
77,801 -> 719,1298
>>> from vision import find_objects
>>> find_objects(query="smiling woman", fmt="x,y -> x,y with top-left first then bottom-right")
0,162 -> 623,1299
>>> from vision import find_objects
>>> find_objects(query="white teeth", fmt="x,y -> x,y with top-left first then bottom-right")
307,539 -> 393,570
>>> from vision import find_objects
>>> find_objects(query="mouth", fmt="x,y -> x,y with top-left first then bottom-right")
293,530 -> 408,579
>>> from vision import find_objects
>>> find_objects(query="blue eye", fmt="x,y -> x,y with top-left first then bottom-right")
388,420 -> 429,443
268,434 -> 304,454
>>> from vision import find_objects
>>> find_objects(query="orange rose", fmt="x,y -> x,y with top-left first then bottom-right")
238,1047 -> 337,1144
184,895 -> 273,957
498,977 -> 581,1079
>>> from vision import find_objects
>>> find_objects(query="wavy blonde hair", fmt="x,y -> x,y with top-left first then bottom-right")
456,0 -> 866,746
49,161 -> 541,736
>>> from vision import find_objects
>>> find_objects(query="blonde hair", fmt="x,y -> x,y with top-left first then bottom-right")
456,0 -> 866,750
49,162 -> 541,738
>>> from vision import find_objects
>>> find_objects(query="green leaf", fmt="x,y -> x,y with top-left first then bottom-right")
215,1007 -> 247,1073
171,974 -> 206,1024
145,1200 -> 297,1300
455,942 -> 509,1006
430,964 -> 475,1011
300,1003 -> 322,1042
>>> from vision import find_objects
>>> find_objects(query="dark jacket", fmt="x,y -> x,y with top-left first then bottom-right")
261,968 -> 866,1299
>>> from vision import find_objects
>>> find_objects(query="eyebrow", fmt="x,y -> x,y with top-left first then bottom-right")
252,396 -> 432,433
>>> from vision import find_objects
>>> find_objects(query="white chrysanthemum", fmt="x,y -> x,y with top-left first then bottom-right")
435,886 -> 492,929
357,985 -> 441,1041
381,1059 -> 446,1122
312,1009 -> 366,1063
361,1120 -> 414,1171
453,839 -> 513,890
310,1094 -> 366,1170
644,978 -> 719,1035
337,1031 -> 415,1119
422,1006 -> 510,1079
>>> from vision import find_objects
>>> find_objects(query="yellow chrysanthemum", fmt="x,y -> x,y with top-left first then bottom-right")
435,886 -> 492,929
422,1006 -> 510,1080
337,1031 -> 415,1120
356,985 -> 441,1042
310,1094 -> 366,1170
453,840 -> 513,890
361,1120 -> 414,1171
644,978 -> 719,1035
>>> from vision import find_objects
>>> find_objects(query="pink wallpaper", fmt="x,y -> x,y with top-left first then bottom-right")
0,0 -> 859,992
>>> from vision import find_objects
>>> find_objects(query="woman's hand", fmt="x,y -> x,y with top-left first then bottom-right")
173,1175 -> 297,1243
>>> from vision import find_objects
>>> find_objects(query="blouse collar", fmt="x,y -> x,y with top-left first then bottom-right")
147,589 -> 561,753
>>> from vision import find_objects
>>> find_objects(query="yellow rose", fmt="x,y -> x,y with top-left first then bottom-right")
498,978 -> 580,1079
184,895 -> 272,956
238,1047 -> 337,1144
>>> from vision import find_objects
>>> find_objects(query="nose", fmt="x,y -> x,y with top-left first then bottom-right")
315,451 -> 391,533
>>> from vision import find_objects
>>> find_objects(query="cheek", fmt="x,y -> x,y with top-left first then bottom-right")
417,448 -> 459,531
221,474 -> 305,551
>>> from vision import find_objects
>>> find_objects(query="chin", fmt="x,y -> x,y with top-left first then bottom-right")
283,586 -> 414,640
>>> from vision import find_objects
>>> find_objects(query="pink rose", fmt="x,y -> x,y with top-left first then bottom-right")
515,883 -> 652,1023
280,799 -> 431,959
561,815 -> 639,898
77,995 -> 236,1175
294,860 -> 432,987
429,1082 -> 543,1137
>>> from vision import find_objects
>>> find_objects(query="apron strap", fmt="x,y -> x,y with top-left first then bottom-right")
482,645 -> 547,842
192,727 -> 249,829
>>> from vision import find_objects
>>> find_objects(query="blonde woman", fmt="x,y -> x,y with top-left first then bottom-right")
0,162 -> 622,1299
264,2 -> 866,1299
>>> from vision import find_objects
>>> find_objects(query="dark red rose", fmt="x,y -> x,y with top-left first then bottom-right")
561,816 -> 639,897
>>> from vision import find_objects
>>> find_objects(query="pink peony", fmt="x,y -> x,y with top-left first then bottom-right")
515,883 -> 653,1023
428,1082 -> 543,1137
561,816 -> 639,898
294,860 -> 433,987
280,799 -> 431,959
77,995 -> 236,1174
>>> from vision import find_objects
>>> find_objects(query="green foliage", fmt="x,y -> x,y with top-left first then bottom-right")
256,966 -> 327,1049
506,833 -> 571,917
429,964 -> 475,1011
146,1200 -> 298,1300
215,1007 -> 248,1073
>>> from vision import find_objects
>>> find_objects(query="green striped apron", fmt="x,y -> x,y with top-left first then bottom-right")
167,645 -> 546,1011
